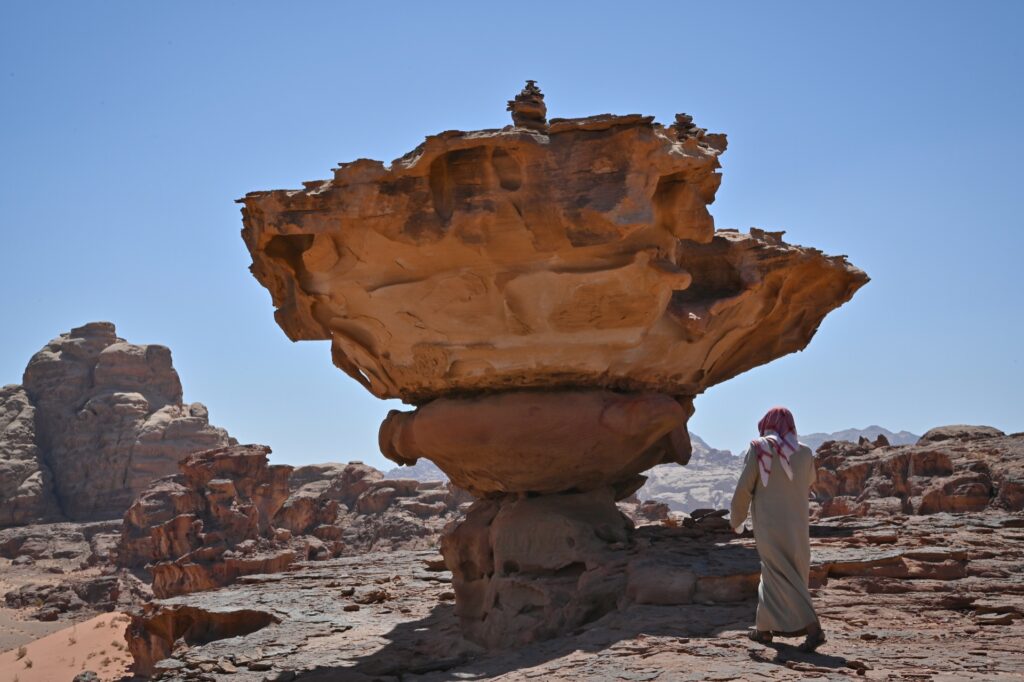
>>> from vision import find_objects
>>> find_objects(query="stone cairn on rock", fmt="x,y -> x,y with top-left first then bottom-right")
238,82 -> 868,647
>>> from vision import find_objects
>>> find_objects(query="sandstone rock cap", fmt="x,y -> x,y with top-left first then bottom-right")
240,84 -> 867,403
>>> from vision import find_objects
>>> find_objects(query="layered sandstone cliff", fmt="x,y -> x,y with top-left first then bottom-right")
0,322 -> 234,526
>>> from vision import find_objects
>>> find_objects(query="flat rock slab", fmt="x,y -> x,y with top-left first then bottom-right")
136,511 -> 1024,681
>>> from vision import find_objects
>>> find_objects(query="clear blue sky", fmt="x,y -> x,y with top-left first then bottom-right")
2,2 -> 1021,466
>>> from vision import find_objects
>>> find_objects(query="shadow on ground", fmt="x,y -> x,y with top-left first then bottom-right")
291,538 -> 852,681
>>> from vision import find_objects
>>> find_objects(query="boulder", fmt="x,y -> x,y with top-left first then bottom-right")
119,444 -> 294,597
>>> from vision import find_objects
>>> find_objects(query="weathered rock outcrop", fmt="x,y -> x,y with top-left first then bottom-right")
278,460 -> 470,554
0,322 -> 234,526
120,444 -> 296,597
119,445 -> 471,598
239,83 -> 868,646
442,488 -> 633,648
0,385 -> 60,526
918,424 -> 1006,443
813,427 -> 1023,517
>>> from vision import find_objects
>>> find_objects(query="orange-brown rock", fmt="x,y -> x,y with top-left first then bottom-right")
119,444 -> 295,597
813,428 -> 1023,517
442,487 -> 634,648
380,390 -> 689,497
126,603 -> 279,677
239,93 -> 867,406
118,446 -> 473,600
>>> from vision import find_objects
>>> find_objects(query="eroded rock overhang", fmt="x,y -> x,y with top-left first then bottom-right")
240,110 -> 866,405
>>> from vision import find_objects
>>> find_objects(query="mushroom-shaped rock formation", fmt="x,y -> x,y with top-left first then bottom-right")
239,82 -> 868,646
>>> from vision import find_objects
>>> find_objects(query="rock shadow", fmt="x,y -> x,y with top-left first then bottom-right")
749,640 -> 856,673
293,542 -> 775,680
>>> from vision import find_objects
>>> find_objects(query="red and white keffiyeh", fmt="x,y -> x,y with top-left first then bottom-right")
751,407 -> 799,487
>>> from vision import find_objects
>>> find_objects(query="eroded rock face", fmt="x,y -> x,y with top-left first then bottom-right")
813,429 -> 1023,517
0,322 -> 234,525
119,445 -> 472,599
120,444 -> 296,597
240,98 -> 867,406
442,488 -> 634,647
0,385 -> 60,526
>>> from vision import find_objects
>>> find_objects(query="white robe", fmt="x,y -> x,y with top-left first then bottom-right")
730,443 -> 818,633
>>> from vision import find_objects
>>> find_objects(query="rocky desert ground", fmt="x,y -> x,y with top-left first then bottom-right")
1,330 -> 1021,681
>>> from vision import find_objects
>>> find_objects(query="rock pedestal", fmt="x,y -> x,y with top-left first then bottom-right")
239,82 -> 868,647
442,488 -> 633,647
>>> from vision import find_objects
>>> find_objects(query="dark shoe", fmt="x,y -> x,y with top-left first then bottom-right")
748,629 -> 773,644
798,629 -> 826,652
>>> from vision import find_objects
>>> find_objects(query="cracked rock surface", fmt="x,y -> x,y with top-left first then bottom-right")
127,508 -> 1024,680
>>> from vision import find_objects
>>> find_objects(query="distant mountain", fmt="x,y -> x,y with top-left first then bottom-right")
801,426 -> 920,453
638,433 -> 742,514
384,458 -> 448,482
382,428 -> 920,513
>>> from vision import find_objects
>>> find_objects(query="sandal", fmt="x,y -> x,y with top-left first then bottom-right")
747,629 -> 773,644
798,629 -> 827,652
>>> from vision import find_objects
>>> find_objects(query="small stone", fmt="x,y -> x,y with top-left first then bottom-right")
976,612 -> 1014,625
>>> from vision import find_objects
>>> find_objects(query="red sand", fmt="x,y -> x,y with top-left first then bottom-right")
0,612 -> 131,682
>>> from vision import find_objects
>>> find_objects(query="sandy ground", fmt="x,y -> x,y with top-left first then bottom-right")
0,612 -> 132,682
0,608 -> 66,654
